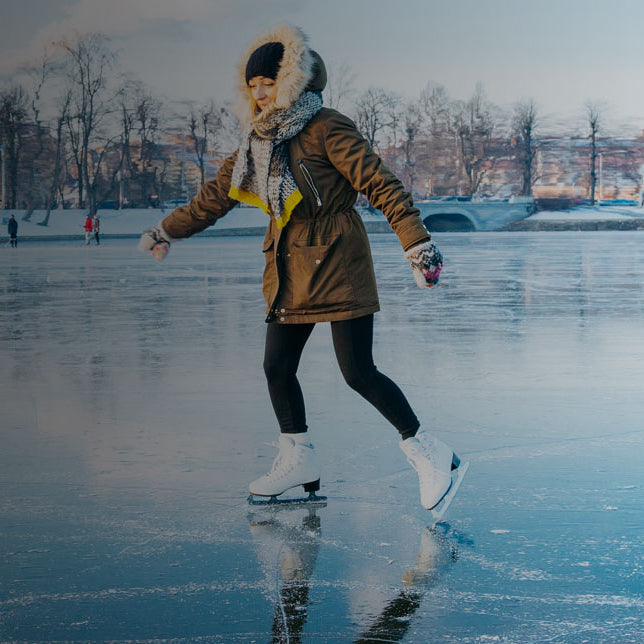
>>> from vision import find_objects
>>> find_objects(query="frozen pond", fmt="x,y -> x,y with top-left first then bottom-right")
1,231 -> 644,643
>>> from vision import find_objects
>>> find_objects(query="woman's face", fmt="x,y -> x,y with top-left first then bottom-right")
248,76 -> 278,111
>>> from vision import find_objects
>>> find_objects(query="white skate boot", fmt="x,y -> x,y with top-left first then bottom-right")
400,430 -> 469,522
248,433 -> 325,506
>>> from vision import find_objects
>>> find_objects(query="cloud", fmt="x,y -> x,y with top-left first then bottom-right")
0,0 -> 219,75
0,0 -> 299,78
43,0 -> 214,37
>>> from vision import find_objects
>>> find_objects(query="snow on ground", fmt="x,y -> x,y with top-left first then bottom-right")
3,203 -> 644,240
529,204 -> 644,221
0,207 -> 269,240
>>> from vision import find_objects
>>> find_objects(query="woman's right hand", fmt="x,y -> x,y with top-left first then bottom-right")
138,224 -> 173,262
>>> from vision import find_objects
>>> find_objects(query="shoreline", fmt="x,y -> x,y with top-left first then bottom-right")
0,227 -> 269,244
4,220 -> 644,243
3,205 -> 644,243
503,218 -> 644,232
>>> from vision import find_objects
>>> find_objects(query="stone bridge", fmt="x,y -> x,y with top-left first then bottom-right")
417,198 -> 535,232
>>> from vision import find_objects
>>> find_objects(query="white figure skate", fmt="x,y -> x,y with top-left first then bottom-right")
400,430 -> 469,523
248,433 -> 326,506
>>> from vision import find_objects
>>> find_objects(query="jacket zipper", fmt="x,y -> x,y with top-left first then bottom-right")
298,160 -> 323,207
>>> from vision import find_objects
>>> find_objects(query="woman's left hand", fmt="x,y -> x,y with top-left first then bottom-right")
405,240 -> 443,288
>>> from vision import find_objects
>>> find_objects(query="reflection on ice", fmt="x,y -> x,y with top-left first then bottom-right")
247,504 -> 458,644
353,528 -> 457,644
1,233 -> 644,641
248,506 -> 322,643
402,526 -> 457,589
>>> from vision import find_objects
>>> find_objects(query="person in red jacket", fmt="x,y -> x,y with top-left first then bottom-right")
84,215 -> 93,245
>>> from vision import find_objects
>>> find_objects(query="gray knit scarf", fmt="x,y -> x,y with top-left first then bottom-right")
229,91 -> 323,229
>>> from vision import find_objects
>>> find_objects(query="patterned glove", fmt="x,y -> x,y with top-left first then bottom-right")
138,222 -> 174,262
405,240 -> 443,288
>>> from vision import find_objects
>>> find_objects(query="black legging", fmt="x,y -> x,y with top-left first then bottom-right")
263,314 -> 420,439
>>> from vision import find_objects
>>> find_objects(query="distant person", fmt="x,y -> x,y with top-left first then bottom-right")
139,25 -> 467,518
8,214 -> 18,248
93,214 -> 100,245
84,215 -> 93,245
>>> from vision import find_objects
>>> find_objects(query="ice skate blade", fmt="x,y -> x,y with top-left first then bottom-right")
430,461 -> 469,525
247,491 -> 327,508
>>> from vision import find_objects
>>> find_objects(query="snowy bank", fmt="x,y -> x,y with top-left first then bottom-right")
506,205 -> 644,231
0,207 -> 269,242
3,203 -> 644,242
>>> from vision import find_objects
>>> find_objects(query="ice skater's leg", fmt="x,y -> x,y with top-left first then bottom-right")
331,314 -> 420,439
263,322 -> 315,434
332,315 -> 466,514
250,322 -> 320,499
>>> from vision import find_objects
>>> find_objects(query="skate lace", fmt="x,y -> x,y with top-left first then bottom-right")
407,455 -> 431,484
268,442 -> 304,479
405,444 -> 438,482
407,440 -> 438,469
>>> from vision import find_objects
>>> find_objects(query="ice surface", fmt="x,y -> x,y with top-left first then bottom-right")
1,232 -> 644,642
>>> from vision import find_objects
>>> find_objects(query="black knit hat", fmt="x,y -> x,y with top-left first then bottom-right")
245,41 -> 285,84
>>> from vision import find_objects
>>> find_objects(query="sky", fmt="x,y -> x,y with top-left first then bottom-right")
1,0 -> 644,134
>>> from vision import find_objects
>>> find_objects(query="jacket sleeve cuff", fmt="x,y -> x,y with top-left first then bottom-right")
397,220 -> 431,252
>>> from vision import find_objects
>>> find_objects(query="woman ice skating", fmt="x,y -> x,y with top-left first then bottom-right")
139,25 -> 466,517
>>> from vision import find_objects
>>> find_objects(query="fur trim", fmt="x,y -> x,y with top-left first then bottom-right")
234,25 -> 313,126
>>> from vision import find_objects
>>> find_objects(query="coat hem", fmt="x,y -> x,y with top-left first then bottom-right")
265,304 -> 380,324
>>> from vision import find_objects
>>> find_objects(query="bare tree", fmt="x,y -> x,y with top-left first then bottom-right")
420,82 -> 451,136
55,32 -> 116,212
0,85 -> 29,209
116,79 -> 164,206
512,98 -> 539,196
418,83 -> 459,196
401,101 -> 424,196
189,100 -> 219,186
353,87 -> 399,151
22,52 -> 56,220
452,84 -> 496,196
384,92 -> 403,149
324,61 -> 356,112
585,100 -> 604,205
39,90 -> 71,226
116,82 -> 135,206
135,90 -> 164,204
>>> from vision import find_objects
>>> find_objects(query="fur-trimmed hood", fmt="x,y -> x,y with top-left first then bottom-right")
234,25 -> 326,127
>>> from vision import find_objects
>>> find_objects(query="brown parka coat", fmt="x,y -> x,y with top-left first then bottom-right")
161,26 -> 431,324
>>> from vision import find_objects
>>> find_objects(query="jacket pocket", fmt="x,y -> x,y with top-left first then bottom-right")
298,160 -> 323,207
290,234 -> 354,310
